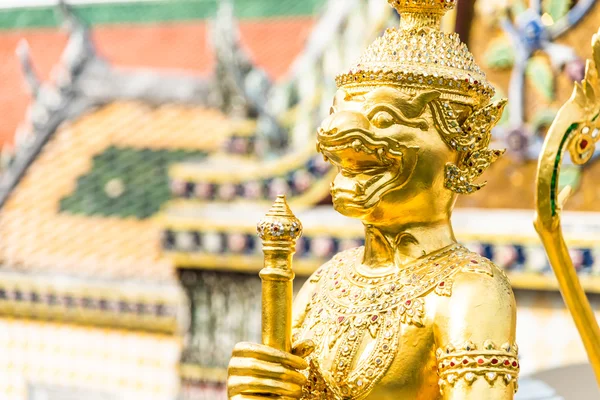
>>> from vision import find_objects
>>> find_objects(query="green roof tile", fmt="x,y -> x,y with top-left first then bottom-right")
60,146 -> 205,219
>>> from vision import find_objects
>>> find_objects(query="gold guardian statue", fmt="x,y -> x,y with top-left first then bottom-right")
227,0 -> 519,399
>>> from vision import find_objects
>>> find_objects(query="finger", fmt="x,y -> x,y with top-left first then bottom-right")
227,375 -> 304,398
228,356 -> 307,386
232,342 -> 308,370
292,339 -> 315,359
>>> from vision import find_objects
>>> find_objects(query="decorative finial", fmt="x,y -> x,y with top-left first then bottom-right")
388,0 -> 457,30
257,194 -> 301,352
388,0 -> 456,15
257,195 -> 302,243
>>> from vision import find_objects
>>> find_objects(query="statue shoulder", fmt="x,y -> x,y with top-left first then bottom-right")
455,251 -> 513,297
434,249 -> 519,391
434,250 -> 510,298
434,248 -> 517,346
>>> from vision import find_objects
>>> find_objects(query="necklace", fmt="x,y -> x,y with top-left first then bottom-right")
298,244 -> 474,400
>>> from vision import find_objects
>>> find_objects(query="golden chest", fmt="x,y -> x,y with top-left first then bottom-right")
294,244 -> 480,400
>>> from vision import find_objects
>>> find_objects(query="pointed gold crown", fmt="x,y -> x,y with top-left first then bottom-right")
336,0 -> 494,108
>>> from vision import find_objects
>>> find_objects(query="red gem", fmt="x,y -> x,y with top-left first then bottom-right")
406,300 -> 412,306
581,139 -> 589,150
504,360 -> 510,366
341,289 -> 346,293
477,359 -> 484,364
450,362 -> 456,367
470,259 -> 478,264
338,316 -> 345,323
491,358 -> 498,365
474,80 -> 478,84
273,226 -> 279,231
371,315 -> 379,322
512,361 -> 518,367
462,359 -> 469,365
439,282 -> 445,287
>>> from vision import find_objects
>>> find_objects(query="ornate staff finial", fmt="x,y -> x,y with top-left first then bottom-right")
257,194 -> 302,245
257,195 -> 302,352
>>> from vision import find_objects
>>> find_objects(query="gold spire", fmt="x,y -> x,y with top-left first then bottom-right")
336,0 -> 493,108
388,0 -> 457,16
389,0 -> 457,29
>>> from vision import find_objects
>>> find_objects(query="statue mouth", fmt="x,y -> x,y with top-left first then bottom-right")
317,127 -> 418,210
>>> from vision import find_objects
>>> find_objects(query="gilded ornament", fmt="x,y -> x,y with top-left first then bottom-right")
436,340 -> 520,391
534,28 -> 600,386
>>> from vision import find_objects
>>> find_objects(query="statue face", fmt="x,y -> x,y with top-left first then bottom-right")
317,87 -> 458,225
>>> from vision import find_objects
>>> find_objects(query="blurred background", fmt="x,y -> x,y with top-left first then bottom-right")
0,0 -> 599,399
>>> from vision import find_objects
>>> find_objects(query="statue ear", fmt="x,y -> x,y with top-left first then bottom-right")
335,89 -> 364,103
401,91 -> 442,118
414,90 -> 442,104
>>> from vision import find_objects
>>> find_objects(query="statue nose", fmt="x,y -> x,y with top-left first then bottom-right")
319,111 -> 370,135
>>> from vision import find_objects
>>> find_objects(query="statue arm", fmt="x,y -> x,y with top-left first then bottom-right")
434,266 -> 519,400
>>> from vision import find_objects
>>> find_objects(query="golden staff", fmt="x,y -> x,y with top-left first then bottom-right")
534,28 -> 600,386
257,195 -> 302,353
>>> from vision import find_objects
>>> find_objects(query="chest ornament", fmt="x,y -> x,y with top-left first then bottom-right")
436,341 -> 520,393
297,244 -> 486,400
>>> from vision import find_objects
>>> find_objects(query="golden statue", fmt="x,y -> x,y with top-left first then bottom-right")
227,0 -> 521,399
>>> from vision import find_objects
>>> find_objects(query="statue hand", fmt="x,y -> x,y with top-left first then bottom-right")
227,340 -> 314,400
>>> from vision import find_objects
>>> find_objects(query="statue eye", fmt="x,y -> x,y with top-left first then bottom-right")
370,111 -> 396,129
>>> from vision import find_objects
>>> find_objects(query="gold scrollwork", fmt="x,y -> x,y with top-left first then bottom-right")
567,123 -> 599,165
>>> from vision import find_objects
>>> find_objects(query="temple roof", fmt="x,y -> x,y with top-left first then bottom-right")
0,101 -> 230,281
0,3 -> 317,144
0,0 -> 325,332
456,156 -> 600,211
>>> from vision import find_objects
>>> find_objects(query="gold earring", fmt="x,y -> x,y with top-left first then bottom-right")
444,149 -> 505,194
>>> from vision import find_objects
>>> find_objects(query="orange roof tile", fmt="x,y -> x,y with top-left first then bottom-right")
0,18 -> 315,146
0,101 -> 233,280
